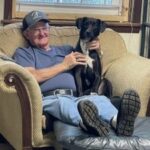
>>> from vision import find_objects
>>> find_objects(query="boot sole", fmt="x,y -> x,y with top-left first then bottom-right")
78,100 -> 110,136
117,90 -> 141,136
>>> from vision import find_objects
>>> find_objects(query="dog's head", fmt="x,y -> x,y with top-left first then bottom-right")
76,17 -> 106,42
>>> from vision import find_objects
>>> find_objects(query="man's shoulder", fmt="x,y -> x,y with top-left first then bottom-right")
16,46 -> 31,52
61,45 -> 73,49
13,46 -> 36,59
54,45 -> 73,49
15,46 -> 34,54
53,45 -> 74,54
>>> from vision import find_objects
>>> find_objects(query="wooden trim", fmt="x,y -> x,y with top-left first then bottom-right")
4,0 -> 13,20
15,12 -> 129,22
130,0 -> 142,23
1,19 -> 141,33
121,0 -> 130,21
4,73 -> 32,150
106,22 -> 141,33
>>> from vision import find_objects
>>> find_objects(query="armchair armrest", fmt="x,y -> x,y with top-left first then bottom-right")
0,60 -> 43,149
105,53 -> 150,117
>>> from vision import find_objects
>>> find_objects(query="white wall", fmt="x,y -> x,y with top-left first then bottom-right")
120,32 -> 141,55
0,0 -> 4,26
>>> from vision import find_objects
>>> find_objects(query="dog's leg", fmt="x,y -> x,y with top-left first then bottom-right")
90,53 -> 102,93
74,68 -> 84,96
91,72 -> 101,93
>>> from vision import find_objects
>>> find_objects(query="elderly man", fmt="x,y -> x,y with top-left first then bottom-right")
13,11 -> 141,137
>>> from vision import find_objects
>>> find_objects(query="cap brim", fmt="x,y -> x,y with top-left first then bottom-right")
29,18 -> 50,28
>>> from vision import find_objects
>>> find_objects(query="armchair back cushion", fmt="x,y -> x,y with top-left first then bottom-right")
0,23 -> 127,73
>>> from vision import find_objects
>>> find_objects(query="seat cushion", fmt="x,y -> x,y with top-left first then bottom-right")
54,117 -> 150,150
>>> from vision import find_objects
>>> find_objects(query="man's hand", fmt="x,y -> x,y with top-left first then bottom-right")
62,52 -> 87,70
87,38 -> 100,51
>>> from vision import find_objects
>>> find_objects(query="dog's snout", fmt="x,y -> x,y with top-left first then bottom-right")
85,31 -> 91,37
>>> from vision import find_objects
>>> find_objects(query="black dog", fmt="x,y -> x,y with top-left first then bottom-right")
74,17 -> 111,97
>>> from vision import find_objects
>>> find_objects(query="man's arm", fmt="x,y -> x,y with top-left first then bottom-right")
26,63 -> 68,83
87,38 -> 101,51
25,52 -> 87,83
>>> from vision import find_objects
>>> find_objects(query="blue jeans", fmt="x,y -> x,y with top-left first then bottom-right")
42,94 -> 118,126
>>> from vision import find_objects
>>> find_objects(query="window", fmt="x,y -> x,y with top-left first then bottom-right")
13,0 -> 130,22
17,0 -> 119,6
3,0 -> 142,33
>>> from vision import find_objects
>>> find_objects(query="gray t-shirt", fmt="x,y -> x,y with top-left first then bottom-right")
13,45 -> 76,93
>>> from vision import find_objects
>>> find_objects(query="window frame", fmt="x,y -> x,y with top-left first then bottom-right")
14,0 -> 129,22
13,0 -> 130,22
3,0 -> 142,33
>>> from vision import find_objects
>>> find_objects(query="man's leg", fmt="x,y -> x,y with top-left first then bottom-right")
77,95 -> 118,136
78,100 -> 110,136
42,95 -> 115,136
83,95 -> 118,122
77,89 -> 141,137
43,95 -> 81,126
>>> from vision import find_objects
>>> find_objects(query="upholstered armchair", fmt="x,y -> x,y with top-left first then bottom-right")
0,23 -> 150,150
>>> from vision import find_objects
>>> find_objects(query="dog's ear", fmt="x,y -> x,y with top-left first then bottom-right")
97,19 -> 107,33
76,17 -> 88,29
76,18 -> 83,29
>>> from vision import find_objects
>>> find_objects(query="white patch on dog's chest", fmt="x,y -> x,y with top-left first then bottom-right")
86,55 -> 94,69
80,41 -> 94,69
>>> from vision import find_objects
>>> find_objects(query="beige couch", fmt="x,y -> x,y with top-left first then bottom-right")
0,23 -> 150,150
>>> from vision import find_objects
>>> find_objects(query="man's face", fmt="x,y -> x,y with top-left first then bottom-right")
24,21 -> 50,50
